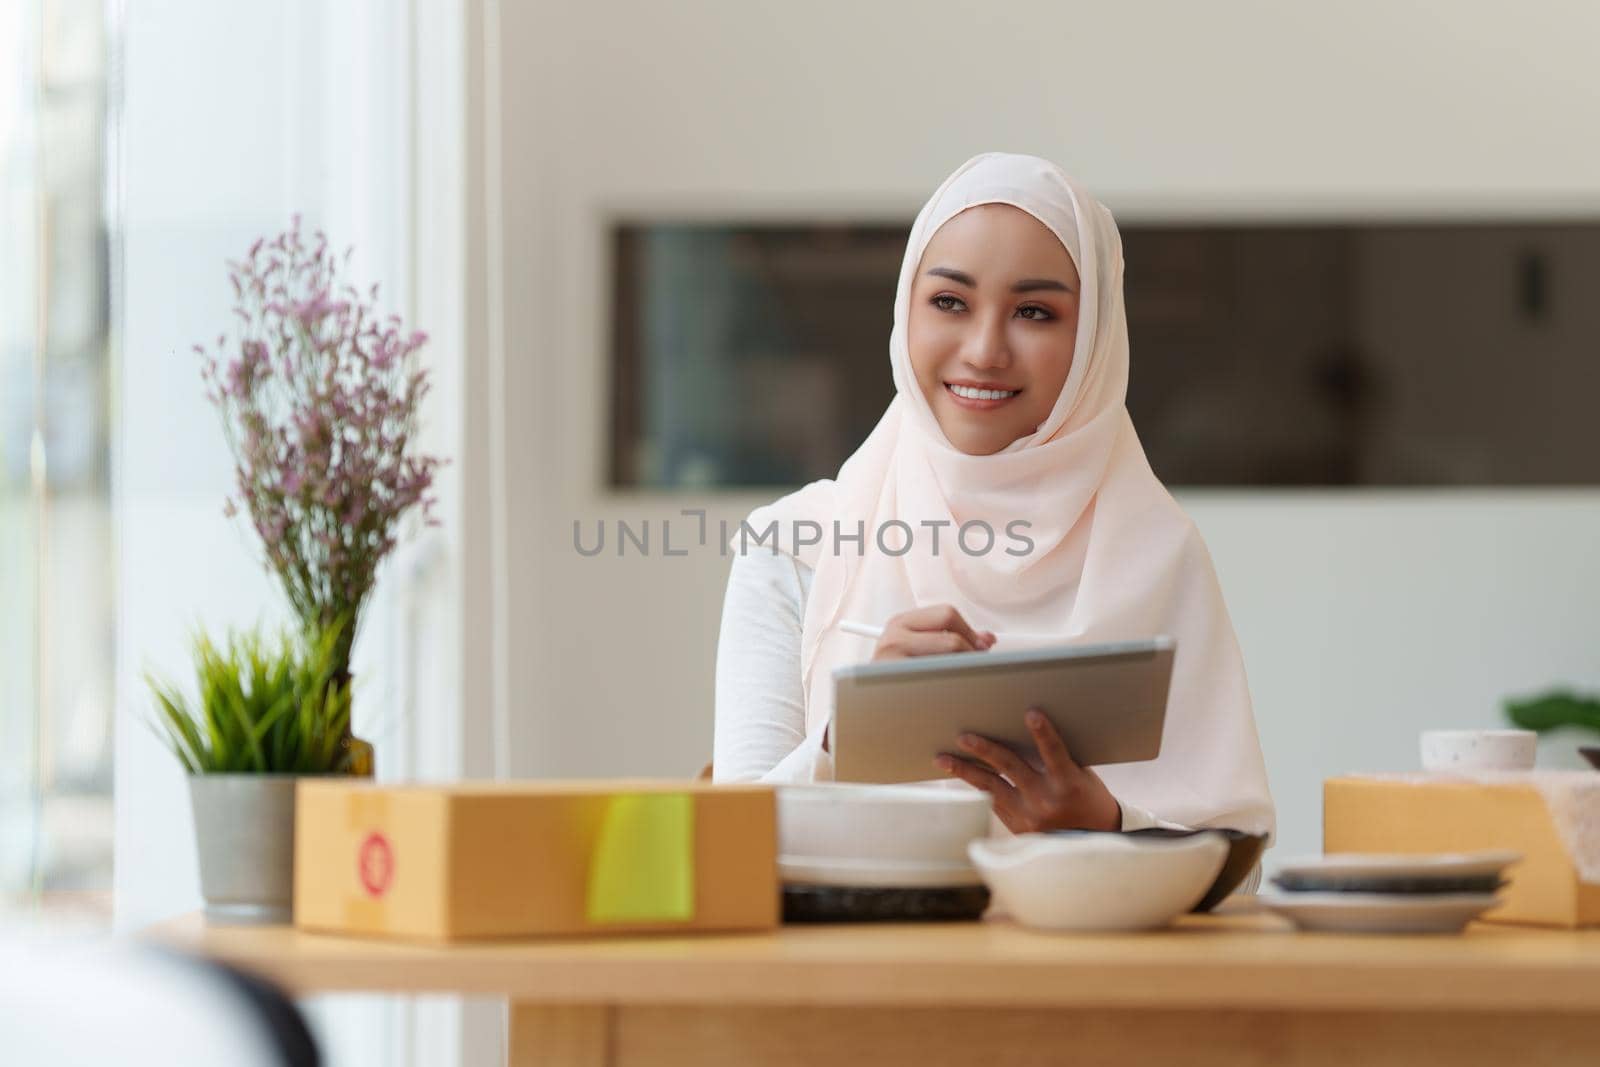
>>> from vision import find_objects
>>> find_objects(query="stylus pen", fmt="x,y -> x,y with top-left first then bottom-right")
839,619 -> 884,639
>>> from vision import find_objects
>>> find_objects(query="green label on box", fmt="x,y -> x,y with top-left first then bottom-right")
585,792 -> 696,924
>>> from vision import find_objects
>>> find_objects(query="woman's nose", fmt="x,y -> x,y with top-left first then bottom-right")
961,314 -> 1012,369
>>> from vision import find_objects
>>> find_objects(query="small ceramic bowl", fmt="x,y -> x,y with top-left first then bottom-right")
969,831 -> 1229,932
777,784 -> 993,887
1420,729 -> 1536,772
1120,828 -> 1269,911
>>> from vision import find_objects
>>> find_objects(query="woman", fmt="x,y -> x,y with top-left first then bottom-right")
713,152 -> 1274,842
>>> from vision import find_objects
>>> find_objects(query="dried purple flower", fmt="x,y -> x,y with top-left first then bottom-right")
196,216 -> 446,671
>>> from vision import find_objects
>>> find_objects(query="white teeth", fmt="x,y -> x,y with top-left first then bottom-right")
949,384 -> 1017,401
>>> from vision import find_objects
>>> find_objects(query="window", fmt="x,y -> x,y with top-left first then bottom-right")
0,0 -> 114,903
610,220 -> 1600,488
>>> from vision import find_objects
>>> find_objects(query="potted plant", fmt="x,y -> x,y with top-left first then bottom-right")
1505,690 -> 1600,769
147,624 -> 351,923
194,218 -> 444,774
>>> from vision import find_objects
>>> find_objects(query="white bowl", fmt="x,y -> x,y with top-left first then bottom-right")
969,832 -> 1229,931
777,784 -> 993,886
1420,729 -> 1536,772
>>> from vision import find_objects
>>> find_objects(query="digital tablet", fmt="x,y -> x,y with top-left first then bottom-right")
830,636 -> 1174,785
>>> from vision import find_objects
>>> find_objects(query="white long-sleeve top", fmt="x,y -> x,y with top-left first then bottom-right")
713,549 -> 1211,834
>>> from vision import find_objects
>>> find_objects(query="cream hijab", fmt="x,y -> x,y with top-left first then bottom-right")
736,152 -> 1273,835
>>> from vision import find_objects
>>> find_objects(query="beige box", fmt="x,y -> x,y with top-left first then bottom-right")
1324,776 -> 1600,928
294,779 -> 778,941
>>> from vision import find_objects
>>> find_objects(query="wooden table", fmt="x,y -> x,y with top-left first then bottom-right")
149,908 -> 1600,1066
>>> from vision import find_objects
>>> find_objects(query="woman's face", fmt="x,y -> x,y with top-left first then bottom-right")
907,203 -> 1081,455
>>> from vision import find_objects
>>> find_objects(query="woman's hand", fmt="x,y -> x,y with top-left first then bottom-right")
829,604 -> 991,754
935,708 -> 1121,833
871,604 -> 996,661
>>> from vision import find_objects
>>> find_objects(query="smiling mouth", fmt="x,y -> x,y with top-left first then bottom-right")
945,381 -> 1021,408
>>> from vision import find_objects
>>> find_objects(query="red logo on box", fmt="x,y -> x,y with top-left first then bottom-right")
358,831 -> 394,898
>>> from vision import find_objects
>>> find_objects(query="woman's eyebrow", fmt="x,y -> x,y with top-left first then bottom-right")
924,266 -> 1074,294
925,266 -> 976,287
1013,277 -> 1074,294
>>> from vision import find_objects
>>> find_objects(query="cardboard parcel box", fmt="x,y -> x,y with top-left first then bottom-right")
294,779 -> 778,940
1324,774 -> 1600,928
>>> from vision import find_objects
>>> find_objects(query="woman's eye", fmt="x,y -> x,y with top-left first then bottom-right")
1016,305 -> 1054,321
931,295 -> 965,313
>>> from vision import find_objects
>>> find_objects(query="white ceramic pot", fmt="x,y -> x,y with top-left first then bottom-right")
777,784 -> 993,887
1420,729 -> 1537,772
188,774 -> 301,924
969,831 -> 1228,931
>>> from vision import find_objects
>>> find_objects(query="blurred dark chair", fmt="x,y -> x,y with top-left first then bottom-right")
0,935 -> 319,1066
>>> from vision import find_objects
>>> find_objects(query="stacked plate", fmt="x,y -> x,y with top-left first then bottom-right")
776,784 -> 994,922
1259,850 -> 1520,933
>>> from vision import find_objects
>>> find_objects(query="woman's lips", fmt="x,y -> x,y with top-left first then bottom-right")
944,382 -> 1021,411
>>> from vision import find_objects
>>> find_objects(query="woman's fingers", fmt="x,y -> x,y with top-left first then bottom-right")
898,603 -> 994,650
1026,708 -> 1078,780
956,732 -> 1038,789
873,628 -> 981,660
872,603 -> 998,660
908,629 -> 981,655
935,753 -> 1018,814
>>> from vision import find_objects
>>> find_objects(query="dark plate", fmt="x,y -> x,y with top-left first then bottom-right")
1581,746 -> 1600,771
1050,827 -> 1268,912
1272,873 -> 1507,894
781,884 -> 991,923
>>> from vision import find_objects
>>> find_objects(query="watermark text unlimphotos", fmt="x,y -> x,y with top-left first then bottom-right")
572,510 -> 1035,558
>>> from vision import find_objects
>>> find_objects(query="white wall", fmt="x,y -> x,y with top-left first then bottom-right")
489,0 -> 1600,866
1187,490 -> 1600,862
